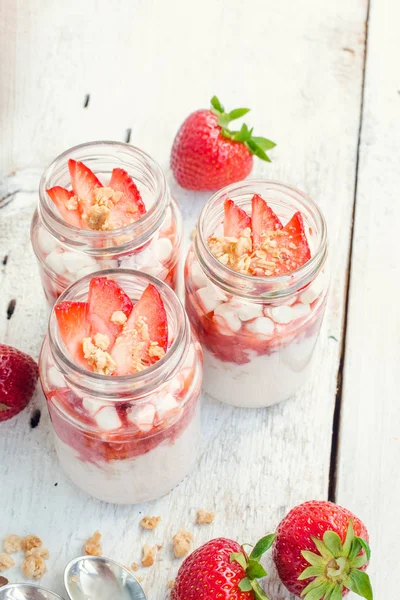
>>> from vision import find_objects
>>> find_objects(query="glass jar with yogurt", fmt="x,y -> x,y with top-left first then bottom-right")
31,141 -> 182,305
39,269 -> 203,504
185,180 -> 329,408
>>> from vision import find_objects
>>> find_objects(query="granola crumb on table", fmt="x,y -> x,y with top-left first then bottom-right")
26,547 -> 50,559
21,555 -> 47,580
0,553 -> 15,572
140,516 -> 161,530
3,534 -> 22,554
84,531 -> 102,557
168,579 -> 176,589
131,562 -> 140,571
196,509 -> 215,525
141,544 -> 157,567
21,535 -> 42,552
172,530 -> 193,558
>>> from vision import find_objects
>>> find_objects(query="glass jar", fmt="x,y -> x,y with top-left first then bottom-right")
185,180 -> 329,408
31,141 -> 183,306
39,269 -> 203,504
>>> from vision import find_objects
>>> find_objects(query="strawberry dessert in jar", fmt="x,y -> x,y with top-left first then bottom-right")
185,181 -> 328,408
39,269 -> 203,504
31,141 -> 182,306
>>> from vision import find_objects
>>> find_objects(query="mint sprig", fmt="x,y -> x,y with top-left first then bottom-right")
210,95 -> 276,162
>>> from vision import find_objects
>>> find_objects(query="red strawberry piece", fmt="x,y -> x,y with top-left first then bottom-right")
54,301 -> 90,368
0,345 -> 38,422
224,198 -> 252,238
46,186 -> 82,227
68,159 -> 102,216
112,284 -> 168,375
107,168 -> 146,229
87,277 -> 133,346
251,194 -> 282,246
171,96 -> 276,191
273,500 -> 372,599
172,535 -> 275,600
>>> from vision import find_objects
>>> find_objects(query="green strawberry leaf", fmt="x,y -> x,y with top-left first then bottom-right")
351,553 -> 369,569
348,537 -> 363,561
298,565 -> 325,580
239,577 -> 253,592
330,586 -> 344,600
301,551 -> 326,568
355,537 -> 371,561
251,136 -> 276,150
246,140 -> 272,162
311,536 -> 335,560
344,571 -> 373,600
303,580 -> 331,600
323,531 -> 343,556
343,520 -> 355,555
228,108 -> 250,120
249,534 -> 276,560
323,584 -> 339,600
246,559 -> 267,579
251,579 -> 271,600
230,552 -> 247,571
211,96 -> 224,113
301,576 -> 328,596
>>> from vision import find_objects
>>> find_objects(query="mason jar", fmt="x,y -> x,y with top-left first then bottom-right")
185,180 -> 329,408
31,141 -> 183,305
39,269 -> 203,504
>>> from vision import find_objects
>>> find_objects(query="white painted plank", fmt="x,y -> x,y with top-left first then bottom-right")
335,0 -> 400,597
0,0 -> 368,598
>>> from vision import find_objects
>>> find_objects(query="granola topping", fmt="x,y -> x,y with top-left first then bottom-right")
86,204 -> 110,230
111,310 -> 127,325
141,544 -> 157,567
84,531 -> 102,557
0,553 -> 14,572
21,555 -> 47,579
196,509 -> 215,525
172,530 -> 193,558
4,534 -> 22,554
82,336 -> 117,375
66,196 -> 79,211
84,188 -> 124,230
140,516 -> 161,530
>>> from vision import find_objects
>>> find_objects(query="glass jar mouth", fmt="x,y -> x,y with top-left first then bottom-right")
38,141 -> 168,255
47,269 -> 189,398
195,179 -> 328,300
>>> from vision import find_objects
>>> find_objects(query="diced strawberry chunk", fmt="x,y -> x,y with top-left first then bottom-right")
251,194 -> 282,246
54,302 -> 90,367
46,186 -> 82,227
87,277 -> 133,346
112,284 -> 168,375
223,198 -> 252,238
107,168 -> 146,229
265,212 -> 311,276
68,159 -> 102,216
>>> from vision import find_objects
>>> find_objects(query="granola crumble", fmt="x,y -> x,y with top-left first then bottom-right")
66,196 -> 79,211
21,536 -> 42,552
86,204 -> 111,230
0,553 -> 14,571
172,530 -> 193,558
21,555 -> 47,579
140,516 -> 161,530
117,316 -> 166,373
111,311 -> 127,325
168,579 -> 175,589
141,544 -> 157,567
131,562 -> 140,571
4,534 -> 22,553
26,547 -> 50,559
196,509 -> 215,525
82,336 -> 117,375
84,531 -> 102,557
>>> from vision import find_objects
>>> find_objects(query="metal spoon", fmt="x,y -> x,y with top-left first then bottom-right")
0,584 -> 65,600
64,556 -> 147,600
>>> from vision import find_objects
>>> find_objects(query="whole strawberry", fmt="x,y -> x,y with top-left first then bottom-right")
0,344 -> 38,422
171,96 -> 276,191
171,534 -> 275,600
273,500 -> 373,600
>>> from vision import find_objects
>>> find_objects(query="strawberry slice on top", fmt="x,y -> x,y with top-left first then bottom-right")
251,194 -> 282,246
68,159 -> 103,217
107,168 -> 146,229
54,301 -> 91,368
87,277 -> 134,347
46,186 -> 82,228
223,198 -> 252,238
112,284 -> 168,376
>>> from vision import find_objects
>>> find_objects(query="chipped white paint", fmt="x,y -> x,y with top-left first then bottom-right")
0,0 -> 382,597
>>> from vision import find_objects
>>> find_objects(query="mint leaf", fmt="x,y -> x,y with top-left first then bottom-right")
246,559 -> 267,579
246,140 -> 271,162
238,577 -> 252,592
323,531 -> 343,556
251,136 -> 276,150
344,571 -> 373,600
250,534 -> 276,560
230,552 -> 247,570
251,579 -> 271,600
210,96 -> 224,113
228,108 -> 250,120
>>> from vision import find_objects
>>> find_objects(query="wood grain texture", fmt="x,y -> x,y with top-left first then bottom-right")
335,0 -> 400,596
0,0 -> 369,598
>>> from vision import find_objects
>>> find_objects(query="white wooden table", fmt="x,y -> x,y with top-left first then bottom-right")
0,0 -> 398,598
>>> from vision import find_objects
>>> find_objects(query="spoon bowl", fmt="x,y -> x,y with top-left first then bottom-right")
0,584 -> 65,600
64,556 -> 147,600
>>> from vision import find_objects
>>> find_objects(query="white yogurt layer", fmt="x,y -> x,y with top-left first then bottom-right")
54,408 -> 200,504
202,334 -> 319,408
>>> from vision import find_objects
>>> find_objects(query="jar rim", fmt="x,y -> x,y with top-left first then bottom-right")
38,141 -> 169,254
194,179 -> 328,300
47,268 -> 189,398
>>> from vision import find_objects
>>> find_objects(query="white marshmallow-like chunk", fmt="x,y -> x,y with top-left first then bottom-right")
237,302 -> 264,322
47,366 -> 65,388
94,406 -> 122,431
38,229 -> 58,254
214,303 -> 242,332
153,393 -> 179,421
128,245 -> 158,268
62,252 -> 98,274
299,272 -> 327,305
154,237 -> 173,263
127,403 -> 156,432
291,303 -> 311,319
76,265 -> 99,279
197,284 -> 227,314
246,317 -> 275,336
45,250 -> 66,275
82,397 -> 103,415
190,261 -> 209,289
269,305 -> 295,324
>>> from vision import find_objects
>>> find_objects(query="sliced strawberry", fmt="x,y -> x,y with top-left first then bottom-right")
46,186 -> 82,227
107,168 -> 146,229
223,198 -> 251,238
68,159 -> 102,216
112,284 -> 168,375
282,211 -> 311,266
87,277 -> 133,346
54,301 -> 90,368
251,194 -> 282,246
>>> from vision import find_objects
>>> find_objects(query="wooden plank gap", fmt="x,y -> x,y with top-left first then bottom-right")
83,94 -> 90,108
125,128 -> 132,143
328,0 -> 371,502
